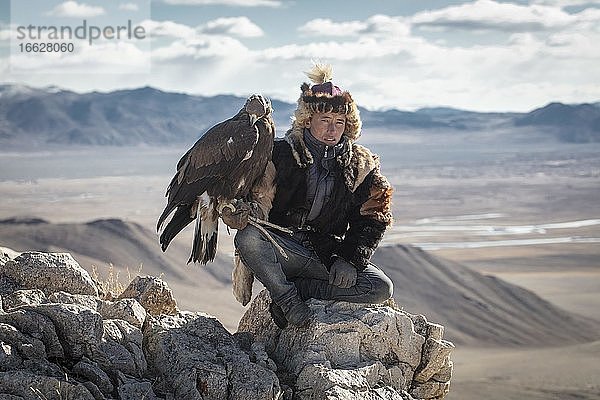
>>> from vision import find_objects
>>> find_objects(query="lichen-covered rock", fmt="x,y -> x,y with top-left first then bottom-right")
116,371 -> 160,400
0,322 -> 47,362
1,252 -> 98,297
24,303 -> 104,361
98,298 -> 147,328
48,291 -> 99,311
2,289 -> 47,311
118,276 -> 178,316
0,308 -> 65,359
414,338 -> 454,384
0,370 -> 95,400
238,290 -> 454,400
98,319 -> 147,377
143,310 -> 281,400
0,249 -> 454,399
73,358 -> 114,394
0,247 -> 19,267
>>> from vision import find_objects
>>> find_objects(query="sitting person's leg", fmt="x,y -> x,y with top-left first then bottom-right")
293,258 -> 393,304
234,225 -> 315,327
235,226 -> 393,308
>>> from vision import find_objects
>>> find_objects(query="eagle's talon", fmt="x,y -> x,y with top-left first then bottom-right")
218,202 -> 236,215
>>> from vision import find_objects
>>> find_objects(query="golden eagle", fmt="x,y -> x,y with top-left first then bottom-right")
157,94 -> 274,264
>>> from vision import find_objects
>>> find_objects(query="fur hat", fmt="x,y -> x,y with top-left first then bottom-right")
289,63 -> 362,142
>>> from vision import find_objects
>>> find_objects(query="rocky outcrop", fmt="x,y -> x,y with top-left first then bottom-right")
143,311 -> 280,399
0,249 -> 454,399
0,250 -> 282,399
2,252 -> 98,297
238,290 -> 454,400
117,276 -> 178,317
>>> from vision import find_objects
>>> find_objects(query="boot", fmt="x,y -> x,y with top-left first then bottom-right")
269,302 -> 288,329
270,296 -> 313,329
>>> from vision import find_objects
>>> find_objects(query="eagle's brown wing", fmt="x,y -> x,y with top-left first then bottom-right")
157,113 -> 259,230
179,119 -> 258,184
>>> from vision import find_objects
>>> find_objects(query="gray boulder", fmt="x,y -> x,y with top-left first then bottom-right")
98,319 -> 147,377
2,289 -> 47,311
48,291 -> 99,311
73,357 -> 114,394
118,276 -> 178,316
24,303 -> 104,360
98,298 -> 147,328
0,249 -> 155,398
0,308 -> 65,359
116,371 -> 160,400
144,310 -> 281,399
238,290 -> 454,400
0,247 -> 19,267
0,370 -> 95,400
1,252 -> 98,297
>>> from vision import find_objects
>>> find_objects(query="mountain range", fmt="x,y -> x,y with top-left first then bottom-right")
1,83 -> 599,148
0,217 -> 597,346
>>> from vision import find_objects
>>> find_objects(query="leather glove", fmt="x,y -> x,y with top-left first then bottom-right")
221,200 -> 252,230
328,258 -> 357,288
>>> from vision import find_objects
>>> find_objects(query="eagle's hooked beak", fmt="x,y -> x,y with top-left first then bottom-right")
249,114 -> 259,126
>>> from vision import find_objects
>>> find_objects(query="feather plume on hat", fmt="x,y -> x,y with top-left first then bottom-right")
305,63 -> 333,84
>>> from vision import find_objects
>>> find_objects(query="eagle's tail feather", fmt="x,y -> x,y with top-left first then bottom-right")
157,203 -> 176,232
189,197 -> 219,264
159,206 -> 193,252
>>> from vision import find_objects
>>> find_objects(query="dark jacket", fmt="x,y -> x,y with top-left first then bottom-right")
268,131 -> 393,271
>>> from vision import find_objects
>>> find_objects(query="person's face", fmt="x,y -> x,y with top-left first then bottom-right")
306,112 -> 346,146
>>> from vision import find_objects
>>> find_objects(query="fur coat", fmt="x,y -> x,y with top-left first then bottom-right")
231,130 -> 393,305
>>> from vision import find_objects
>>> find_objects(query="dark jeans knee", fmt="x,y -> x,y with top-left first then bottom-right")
233,225 -> 261,255
369,272 -> 394,303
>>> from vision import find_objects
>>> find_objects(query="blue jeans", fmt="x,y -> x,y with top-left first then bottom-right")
234,225 -> 393,306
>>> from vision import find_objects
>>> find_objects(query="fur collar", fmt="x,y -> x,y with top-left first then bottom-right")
284,128 -> 378,193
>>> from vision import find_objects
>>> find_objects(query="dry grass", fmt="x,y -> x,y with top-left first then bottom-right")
91,262 -> 144,299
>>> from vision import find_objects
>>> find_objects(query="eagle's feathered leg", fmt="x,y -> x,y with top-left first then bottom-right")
190,193 -> 219,264
232,249 -> 254,306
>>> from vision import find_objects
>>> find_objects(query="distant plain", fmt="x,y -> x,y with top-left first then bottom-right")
1,127 -> 599,399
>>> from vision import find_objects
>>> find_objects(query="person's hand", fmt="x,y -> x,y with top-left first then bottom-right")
221,200 -> 252,230
328,258 -> 357,288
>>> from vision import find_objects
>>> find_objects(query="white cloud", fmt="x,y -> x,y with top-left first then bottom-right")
3,4 -> 600,112
298,15 -> 410,37
363,15 -> 411,36
152,35 -> 249,61
163,0 -> 281,7
46,1 -> 106,18
10,41 -> 149,73
574,7 -> 600,27
412,0 -> 574,31
119,3 -> 140,11
199,17 -> 264,37
298,18 -> 368,36
261,37 -> 413,61
531,0 -> 600,7
140,19 -> 197,39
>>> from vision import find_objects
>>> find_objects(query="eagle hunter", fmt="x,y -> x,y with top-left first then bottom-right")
157,94 -> 274,264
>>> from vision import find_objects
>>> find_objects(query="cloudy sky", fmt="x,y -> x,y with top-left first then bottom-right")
1,0 -> 599,111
